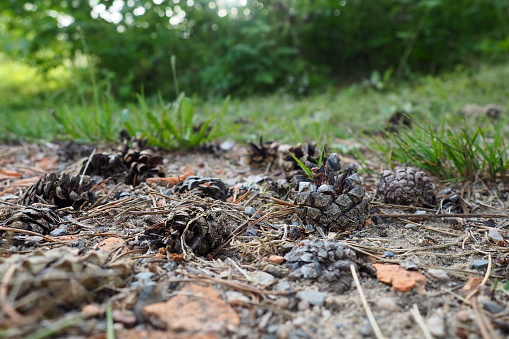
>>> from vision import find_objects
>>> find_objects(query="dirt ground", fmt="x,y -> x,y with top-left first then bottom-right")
1,141 -> 508,339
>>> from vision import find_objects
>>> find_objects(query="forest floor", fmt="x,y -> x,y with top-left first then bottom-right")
0,141 -> 508,339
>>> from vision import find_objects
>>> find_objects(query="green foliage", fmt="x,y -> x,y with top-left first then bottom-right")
370,120 -> 509,181
123,93 -> 229,149
289,152 -> 314,179
2,0 -> 508,98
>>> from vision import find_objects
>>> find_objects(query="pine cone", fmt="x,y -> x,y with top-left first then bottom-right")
0,248 -> 130,317
140,204 -> 232,256
292,153 -> 369,231
81,130 -> 164,186
283,142 -> 325,174
283,239 -> 357,293
20,172 -> 96,209
4,206 -> 59,235
375,166 -> 436,207
174,176 -> 229,201
247,137 -> 279,170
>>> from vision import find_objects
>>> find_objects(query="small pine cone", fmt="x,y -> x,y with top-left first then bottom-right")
375,166 -> 436,207
283,239 -> 357,293
120,130 -> 164,185
81,153 -> 127,179
140,205 -> 232,255
292,156 -> 369,231
20,173 -> 96,209
4,206 -> 60,235
283,142 -> 325,174
174,176 -> 229,201
247,137 -> 279,170
81,130 -> 164,186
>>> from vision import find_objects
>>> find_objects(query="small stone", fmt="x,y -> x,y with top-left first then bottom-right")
226,291 -> 250,304
382,251 -> 395,258
49,228 -> 67,237
456,310 -> 472,323
293,316 -> 306,325
471,259 -> 489,269
296,290 -> 327,307
404,223 -> 418,230
377,297 -> 399,311
268,255 -> 284,264
481,300 -> 504,314
359,323 -> 373,337
275,281 -> 292,292
134,272 -> 154,283
275,297 -> 290,309
428,269 -> 450,281
244,207 -> 257,216
426,313 -> 445,338
220,140 -> 235,151
254,271 -> 276,286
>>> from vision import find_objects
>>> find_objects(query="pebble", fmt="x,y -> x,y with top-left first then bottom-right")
296,290 -> 327,307
49,228 -> 67,237
163,262 -> 177,272
220,140 -> 235,151
275,297 -> 290,309
225,291 -> 250,304
404,223 -> 418,230
359,322 -> 373,337
297,300 -> 310,311
481,300 -> 504,314
471,259 -> 489,269
377,297 -> 399,311
134,272 -> 154,283
275,281 -> 292,292
426,314 -> 445,338
254,271 -> 276,286
244,207 -> 257,216
382,251 -> 395,258
456,310 -> 472,323
428,268 -> 450,281
268,255 -> 284,264
293,316 -> 306,326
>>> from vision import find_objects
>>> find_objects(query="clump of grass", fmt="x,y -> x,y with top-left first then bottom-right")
52,96 -> 123,142
370,119 -> 509,181
123,93 -> 229,149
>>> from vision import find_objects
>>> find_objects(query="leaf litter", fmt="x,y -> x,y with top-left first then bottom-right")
0,139 -> 509,339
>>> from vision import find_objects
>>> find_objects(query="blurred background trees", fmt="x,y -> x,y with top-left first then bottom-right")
1,0 -> 508,100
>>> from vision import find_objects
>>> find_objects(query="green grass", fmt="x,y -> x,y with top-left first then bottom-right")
1,57 -> 509,179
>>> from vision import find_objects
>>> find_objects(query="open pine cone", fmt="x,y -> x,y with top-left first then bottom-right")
20,172 -> 96,209
283,142 -> 325,175
247,137 -> 279,170
81,130 -> 164,186
292,153 -> 369,231
375,166 -> 436,207
174,176 -> 229,201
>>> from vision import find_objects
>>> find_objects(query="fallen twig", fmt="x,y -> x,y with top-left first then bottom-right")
410,304 -> 433,339
350,264 -> 385,339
